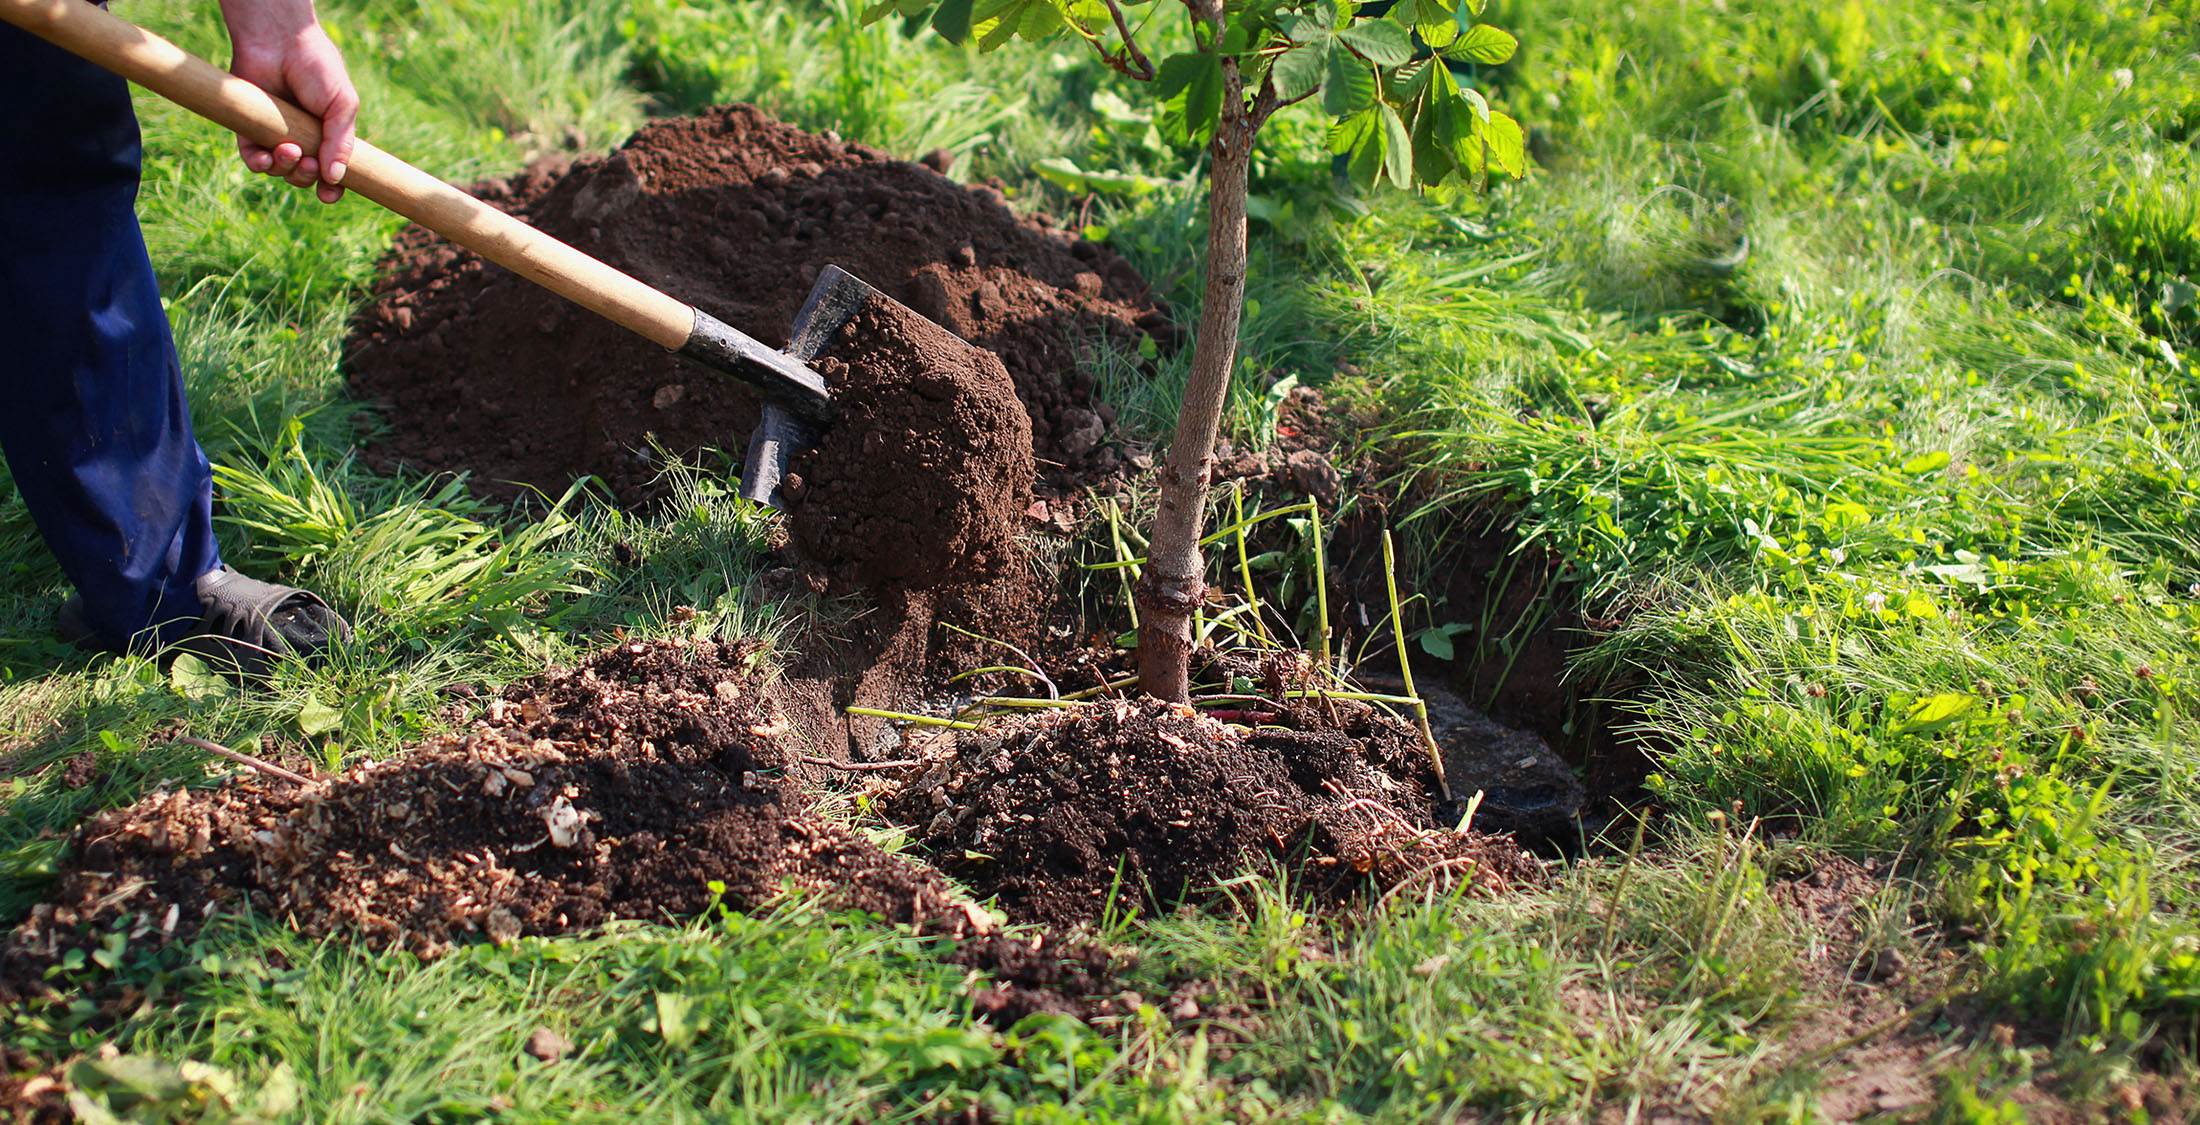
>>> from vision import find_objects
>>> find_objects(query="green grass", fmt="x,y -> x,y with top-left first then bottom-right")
6,0 -> 2200,1117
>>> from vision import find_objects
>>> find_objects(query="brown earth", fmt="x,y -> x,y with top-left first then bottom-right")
875,696 -> 1539,926
0,638 -> 968,979
347,104 -> 1169,506
783,292 -> 1031,592
0,1047 -> 66,1125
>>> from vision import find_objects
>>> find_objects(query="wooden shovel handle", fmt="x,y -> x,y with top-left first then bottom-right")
0,0 -> 695,350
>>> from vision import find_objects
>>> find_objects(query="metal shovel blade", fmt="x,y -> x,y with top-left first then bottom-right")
740,265 -> 883,509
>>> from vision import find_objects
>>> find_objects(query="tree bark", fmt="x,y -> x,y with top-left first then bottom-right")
1135,59 -> 1254,702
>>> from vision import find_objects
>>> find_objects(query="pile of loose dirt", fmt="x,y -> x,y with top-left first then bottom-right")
783,292 -> 1031,590
348,104 -> 1169,504
2,639 -> 963,976
875,698 -> 1539,925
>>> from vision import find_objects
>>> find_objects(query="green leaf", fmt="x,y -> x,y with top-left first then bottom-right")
1900,693 -> 1975,732
1900,450 -> 1952,475
1282,13 -> 1330,43
1448,23 -> 1516,64
1420,632 -> 1454,660
1336,20 -> 1413,67
1342,110 -> 1386,187
1481,110 -> 1526,177
1378,101 -> 1414,188
1417,15 -> 1458,48
1326,106 -> 1378,155
1457,82 -> 1490,122
1323,49 -> 1375,116
1033,157 -> 1158,195
930,0 -> 976,42
1156,51 -> 1205,98
297,696 -> 343,737
913,1026 -> 997,1069
859,0 -> 902,24
1019,0 -> 1064,38
1408,94 -> 1455,183
1386,56 -> 1434,99
653,991 -> 702,1051
170,653 -> 233,702
2163,278 -> 2199,315
1184,53 -> 1225,139
69,1056 -> 195,1105
1273,43 -> 1326,102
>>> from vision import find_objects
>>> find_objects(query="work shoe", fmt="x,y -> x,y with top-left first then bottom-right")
57,567 -> 353,680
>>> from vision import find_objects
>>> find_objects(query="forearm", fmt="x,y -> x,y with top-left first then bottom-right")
216,0 -> 325,54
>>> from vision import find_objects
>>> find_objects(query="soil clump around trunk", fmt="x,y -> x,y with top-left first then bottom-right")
347,104 -> 1167,504
874,698 -> 1539,926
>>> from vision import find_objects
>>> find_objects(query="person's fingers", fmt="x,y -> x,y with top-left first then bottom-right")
225,23 -> 358,203
239,138 -> 275,174
268,140 -> 304,177
285,155 -> 320,189
316,84 -> 359,195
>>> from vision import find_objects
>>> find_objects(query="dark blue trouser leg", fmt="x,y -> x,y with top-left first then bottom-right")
0,23 -> 222,650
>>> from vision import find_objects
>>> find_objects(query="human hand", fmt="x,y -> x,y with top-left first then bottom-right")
218,0 -> 358,203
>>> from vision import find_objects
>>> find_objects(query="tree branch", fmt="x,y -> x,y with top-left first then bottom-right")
1250,67 -> 1282,128
1099,0 -> 1154,80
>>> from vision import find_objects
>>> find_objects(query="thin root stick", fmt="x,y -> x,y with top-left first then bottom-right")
937,622 -> 1059,700
1312,498 -> 1332,680
846,707 -> 983,730
799,755 -> 922,771
173,736 -> 314,786
1382,530 -> 1449,800
1064,674 -> 1141,701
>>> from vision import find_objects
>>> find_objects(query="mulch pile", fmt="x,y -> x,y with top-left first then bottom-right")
347,103 -> 1168,504
876,697 -> 1540,925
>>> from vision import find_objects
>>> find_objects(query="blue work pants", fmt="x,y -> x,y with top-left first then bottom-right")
0,22 -> 222,649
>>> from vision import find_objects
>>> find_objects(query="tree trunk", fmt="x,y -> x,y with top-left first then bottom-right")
1136,66 -> 1254,702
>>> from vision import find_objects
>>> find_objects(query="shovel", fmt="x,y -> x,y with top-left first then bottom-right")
0,0 -> 864,509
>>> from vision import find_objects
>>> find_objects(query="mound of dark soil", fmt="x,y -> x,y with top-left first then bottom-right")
784,293 -> 1031,590
876,699 -> 1539,925
348,104 -> 1168,504
2,640 -> 961,975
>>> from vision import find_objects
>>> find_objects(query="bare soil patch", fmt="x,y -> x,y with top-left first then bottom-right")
348,104 -> 1166,504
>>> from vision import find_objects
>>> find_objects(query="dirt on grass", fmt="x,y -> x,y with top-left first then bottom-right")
348,104 -> 1167,505
875,696 -> 1539,926
1,639 -> 967,977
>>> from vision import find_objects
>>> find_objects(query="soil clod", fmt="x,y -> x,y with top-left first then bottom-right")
784,293 -> 1031,590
